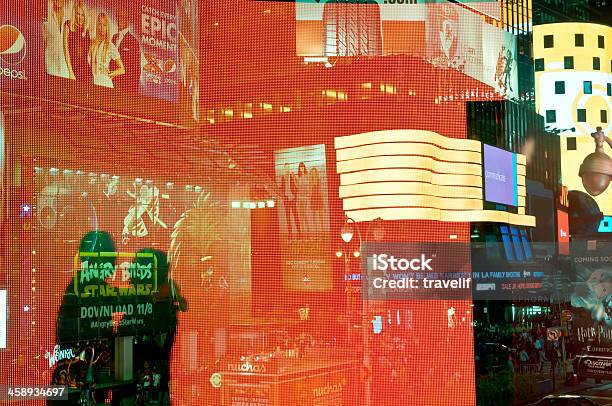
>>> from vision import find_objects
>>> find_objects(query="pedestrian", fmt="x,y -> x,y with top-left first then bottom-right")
152,367 -> 161,403
519,348 -> 528,373
538,348 -> 547,372
142,361 -> 152,402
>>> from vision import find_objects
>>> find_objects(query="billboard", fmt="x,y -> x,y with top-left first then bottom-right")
296,1 -> 517,99
43,0 -> 178,100
570,242 -> 612,359
483,144 -> 518,207
1,0 -> 199,123
481,23 -> 517,98
274,144 -> 332,292
533,23 -> 612,216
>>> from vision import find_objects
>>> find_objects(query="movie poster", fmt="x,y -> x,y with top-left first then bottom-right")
274,144 -> 332,292
570,242 -> 612,350
42,0 -> 180,101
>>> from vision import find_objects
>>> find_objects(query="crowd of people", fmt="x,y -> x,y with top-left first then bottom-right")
137,361 -> 169,405
475,318 -> 582,380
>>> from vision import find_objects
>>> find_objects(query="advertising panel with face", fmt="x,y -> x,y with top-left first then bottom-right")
536,70 -> 612,216
571,243 -> 612,352
483,144 -> 518,207
274,144 -> 332,292
426,3 -> 483,79
43,0 -> 180,99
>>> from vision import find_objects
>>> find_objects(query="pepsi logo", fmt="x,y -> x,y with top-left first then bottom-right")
0,25 -> 27,66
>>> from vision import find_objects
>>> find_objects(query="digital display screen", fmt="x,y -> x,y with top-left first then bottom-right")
483,144 -> 518,206
296,1 -> 517,98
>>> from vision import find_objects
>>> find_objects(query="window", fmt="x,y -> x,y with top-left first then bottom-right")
593,57 -> 600,70
575,33 -> 584,47
543,35 -> 554,48
500,226 -> 515,261
546,110 -> 556,123
510,227 -> 524,261
567,137 -> 577,150
584,81 -> 592,94
500,226 -> 533,262
608,83 -> 612,96
577,109 -> 587,122
564,56 -> 574,69
519,229 -> 533,260
535,58 -> 545,72
554,81 -> 565,94
602,110 -> 608,123
598,35 -> 605,49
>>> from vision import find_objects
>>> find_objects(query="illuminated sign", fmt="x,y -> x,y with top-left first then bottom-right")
557,210 -> 570,255
335,130 -> 533,226
0,290 -> 6,349
483,144 -> 518,206
44,345 -> 76,368
73,252 -> 158,298
533,23 -> 612,216
2,1 -> 199,124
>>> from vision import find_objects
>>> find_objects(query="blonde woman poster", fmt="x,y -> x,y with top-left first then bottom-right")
63,0 -> 93,82
44,0 -> 70,78
88,12 -> 124,88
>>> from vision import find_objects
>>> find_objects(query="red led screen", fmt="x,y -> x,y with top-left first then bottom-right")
0,0 -> 513,405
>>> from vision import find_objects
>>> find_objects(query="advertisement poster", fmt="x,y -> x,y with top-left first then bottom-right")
570,242 -> 612,358
577,355 -> 612,380
274,144 -> 332,292
483,144 -> 518,206
425,3 -> 483,80
481,24 -> 518,99
42,0 -> 180,101
178,0 -> 199,121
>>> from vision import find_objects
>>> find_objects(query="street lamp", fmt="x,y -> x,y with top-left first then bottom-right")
341,219 -> 354,243
579,127 -> 612,196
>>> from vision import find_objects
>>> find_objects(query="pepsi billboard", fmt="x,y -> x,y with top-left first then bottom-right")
1,1 -> 199,124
